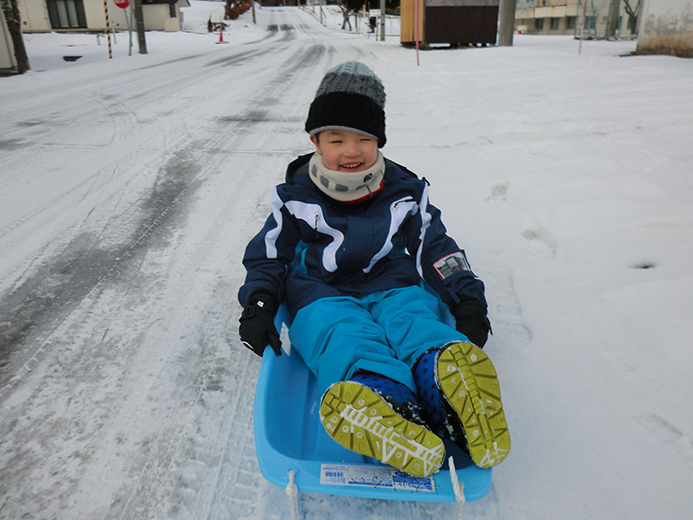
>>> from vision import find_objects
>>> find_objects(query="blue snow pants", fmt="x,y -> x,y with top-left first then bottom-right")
288,285 -> 468,396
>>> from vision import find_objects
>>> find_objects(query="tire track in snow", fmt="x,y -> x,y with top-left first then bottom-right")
2,28 -> 326,520
0,9 -> 375,520
0,30 -> 323,384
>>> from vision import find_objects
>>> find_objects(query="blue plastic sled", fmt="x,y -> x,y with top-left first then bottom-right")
253,304 -> 492,503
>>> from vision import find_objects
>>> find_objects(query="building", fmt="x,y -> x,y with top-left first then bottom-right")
515,0 -> 640,38
400,0 -> 500,47
17,0 -> 190,33
636,0 -> 693,57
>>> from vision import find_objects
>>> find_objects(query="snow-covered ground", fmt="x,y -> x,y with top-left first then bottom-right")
1,2 -> 692,519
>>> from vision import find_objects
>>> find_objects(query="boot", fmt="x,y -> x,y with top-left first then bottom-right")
413,341 -> 511,468
320,371 -> 445,478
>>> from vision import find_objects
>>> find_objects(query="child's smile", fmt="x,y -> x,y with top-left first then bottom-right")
311,130 -> 379,173
340,161 -> 365,171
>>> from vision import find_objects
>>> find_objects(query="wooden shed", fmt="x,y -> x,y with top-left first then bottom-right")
401,0 -> 499,47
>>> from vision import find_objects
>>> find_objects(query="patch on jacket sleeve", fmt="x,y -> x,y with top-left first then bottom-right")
433,252 -> 470,279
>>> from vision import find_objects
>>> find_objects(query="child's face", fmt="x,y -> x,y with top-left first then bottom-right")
310,130 -> 378,173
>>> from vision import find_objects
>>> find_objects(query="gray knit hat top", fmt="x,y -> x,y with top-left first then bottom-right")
305,62 -> 387,147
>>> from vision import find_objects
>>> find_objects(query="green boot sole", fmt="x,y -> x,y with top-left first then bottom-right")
320,380 -> 445,478
437,341 -> 511,468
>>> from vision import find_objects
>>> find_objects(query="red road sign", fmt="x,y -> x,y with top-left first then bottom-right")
115,0 -> 130,8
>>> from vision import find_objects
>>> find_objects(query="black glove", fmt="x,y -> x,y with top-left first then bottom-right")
239,291 -> 282,357
452,298 -> 491,348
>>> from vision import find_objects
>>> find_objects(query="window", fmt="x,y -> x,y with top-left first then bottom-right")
535,18 -> 544,31
47,0 -> 87,29
566,16 -> 576,30
550,18 -> 560,30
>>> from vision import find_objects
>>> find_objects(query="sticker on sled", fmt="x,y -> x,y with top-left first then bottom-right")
320,464 -> 436,493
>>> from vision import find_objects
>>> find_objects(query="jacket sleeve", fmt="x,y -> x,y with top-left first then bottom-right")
238,188 -> 301,308
405,183 -> 487,308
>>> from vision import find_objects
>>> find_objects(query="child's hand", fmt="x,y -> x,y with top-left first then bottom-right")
453,298 -> 491,348
239,293 -> 282,356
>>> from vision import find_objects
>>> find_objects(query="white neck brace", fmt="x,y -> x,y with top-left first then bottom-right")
308,152 -> 385,202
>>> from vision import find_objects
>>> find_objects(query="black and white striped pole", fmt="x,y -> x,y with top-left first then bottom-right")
103,0 -> 113,58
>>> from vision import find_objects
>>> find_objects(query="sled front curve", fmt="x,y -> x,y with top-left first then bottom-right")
253,305 -> 492,503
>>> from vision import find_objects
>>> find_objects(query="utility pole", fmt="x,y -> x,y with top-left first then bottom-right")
497,0 -> 516,46
379,0 -> 385,41
605,0 -> 620,39
133,0 -> 147,54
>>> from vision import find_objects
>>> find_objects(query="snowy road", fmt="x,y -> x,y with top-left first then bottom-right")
3,4 -> 693,520
0,7 -> 379,519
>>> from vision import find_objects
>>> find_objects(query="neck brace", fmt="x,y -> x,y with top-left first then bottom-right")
308,152 -> 385,202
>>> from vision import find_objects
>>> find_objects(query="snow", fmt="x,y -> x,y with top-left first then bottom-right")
1,2 -> 692,519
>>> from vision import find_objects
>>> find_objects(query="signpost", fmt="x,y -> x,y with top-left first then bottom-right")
114,0 -> 133,56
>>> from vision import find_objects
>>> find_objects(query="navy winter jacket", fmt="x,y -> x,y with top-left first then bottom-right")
239,153 -> 486,320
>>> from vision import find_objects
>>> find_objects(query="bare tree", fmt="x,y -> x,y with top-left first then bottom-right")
1,0 -> 30,73
622,0 -> 641,34
623,0 -> 641,19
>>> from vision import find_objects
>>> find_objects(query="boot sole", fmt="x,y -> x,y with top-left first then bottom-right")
320,381 -> 445,478
437,342 -> 511,468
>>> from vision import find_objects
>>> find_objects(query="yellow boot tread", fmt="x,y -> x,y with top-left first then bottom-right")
320,381 -> 445,478
437,341 -> 511,468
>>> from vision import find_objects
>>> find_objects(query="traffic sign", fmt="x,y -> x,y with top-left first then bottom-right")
115,0 -> 130,8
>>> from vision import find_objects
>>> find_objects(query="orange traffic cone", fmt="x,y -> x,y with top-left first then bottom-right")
218,27 -> 224,43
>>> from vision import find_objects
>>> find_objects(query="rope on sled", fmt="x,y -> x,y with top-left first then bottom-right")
286,469 -> 299,520
448,456 -> 466,520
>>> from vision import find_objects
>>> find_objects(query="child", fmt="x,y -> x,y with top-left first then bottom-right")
238,62 -> 510,478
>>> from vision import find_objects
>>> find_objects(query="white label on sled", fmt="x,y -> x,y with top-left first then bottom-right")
320,464 -> 436,493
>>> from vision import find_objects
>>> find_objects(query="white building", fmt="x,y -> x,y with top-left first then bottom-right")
515,0 -> 640,38
17,0 -> 190,33
636,0 -> 693,57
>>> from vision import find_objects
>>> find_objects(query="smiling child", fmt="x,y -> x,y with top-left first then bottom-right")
238,62 -> 510,477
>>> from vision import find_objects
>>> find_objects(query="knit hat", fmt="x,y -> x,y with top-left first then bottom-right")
305,62 -> 387,148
